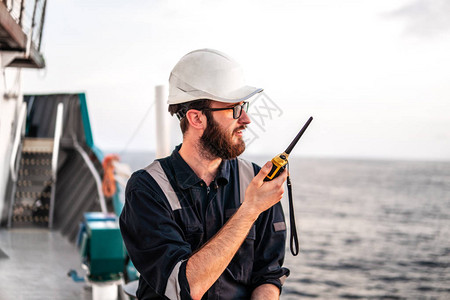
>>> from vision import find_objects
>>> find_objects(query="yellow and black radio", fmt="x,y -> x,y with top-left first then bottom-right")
264,116 -> 313,256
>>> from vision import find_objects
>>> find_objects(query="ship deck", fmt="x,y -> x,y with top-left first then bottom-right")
0,228 -> 90,299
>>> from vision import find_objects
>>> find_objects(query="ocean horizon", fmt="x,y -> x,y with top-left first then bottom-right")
113,150 -> 450,172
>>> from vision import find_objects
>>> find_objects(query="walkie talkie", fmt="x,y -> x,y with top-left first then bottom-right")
264,116 -> 313,256
264,116 -> 313,181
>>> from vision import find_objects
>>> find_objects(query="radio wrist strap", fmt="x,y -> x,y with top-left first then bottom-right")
287,174 -> 299,256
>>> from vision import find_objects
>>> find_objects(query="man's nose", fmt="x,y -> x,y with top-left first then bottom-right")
238,109 -> 251,125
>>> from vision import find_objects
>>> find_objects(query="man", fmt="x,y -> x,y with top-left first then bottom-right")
120,49 -> 289,300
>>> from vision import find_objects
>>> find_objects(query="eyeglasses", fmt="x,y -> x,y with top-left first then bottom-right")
201,102 -> 249,119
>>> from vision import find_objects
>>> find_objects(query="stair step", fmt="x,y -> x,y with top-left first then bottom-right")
16,179 -> 52,187
15,192 -> 51,200
18,167 -> 52,176
20,158 -> 52,167
12,204 -> 49,214
16,188 -> 51,199
18,174 -> 52,182
11,215 -> 49,226
22,152 -> 53,157
23,138 -> 54,153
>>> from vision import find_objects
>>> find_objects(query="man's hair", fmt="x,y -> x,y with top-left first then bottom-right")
168,99 -> 212,134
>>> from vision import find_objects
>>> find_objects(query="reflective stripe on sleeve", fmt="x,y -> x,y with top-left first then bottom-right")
145,161 -> 181,211
164,260 -> 184,300
237,158 -> 255,204
279,274 -> 287,286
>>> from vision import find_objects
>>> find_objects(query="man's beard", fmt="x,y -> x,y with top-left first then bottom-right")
199,115 -> 246,160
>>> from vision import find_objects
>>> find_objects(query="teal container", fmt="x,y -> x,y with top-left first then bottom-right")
85,220 -> 126,280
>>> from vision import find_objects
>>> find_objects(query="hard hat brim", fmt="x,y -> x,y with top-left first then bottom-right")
168,85 -> 263,105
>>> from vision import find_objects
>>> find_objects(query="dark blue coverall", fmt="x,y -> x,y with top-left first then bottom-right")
120,146 -> 289,299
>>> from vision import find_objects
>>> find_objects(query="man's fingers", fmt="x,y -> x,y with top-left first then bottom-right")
278,167 -> 288,180
253,161 -> 273,183
272,168 -> 288,185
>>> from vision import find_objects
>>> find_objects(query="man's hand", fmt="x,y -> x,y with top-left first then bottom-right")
242,161 -> 288,218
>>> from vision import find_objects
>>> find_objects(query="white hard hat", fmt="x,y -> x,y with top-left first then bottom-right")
168,49 -> 263,104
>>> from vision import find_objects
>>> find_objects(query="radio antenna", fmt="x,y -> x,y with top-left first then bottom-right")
284,116 -> 313,154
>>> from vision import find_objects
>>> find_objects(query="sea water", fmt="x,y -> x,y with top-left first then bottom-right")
280,157 -> 450,299
120,153 -> 450,299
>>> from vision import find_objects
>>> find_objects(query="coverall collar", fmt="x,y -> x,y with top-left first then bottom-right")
170,144 -> 230,189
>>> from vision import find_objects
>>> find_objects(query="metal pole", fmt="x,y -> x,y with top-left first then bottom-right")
49,102 -> 64,229
155,85 -> 171,159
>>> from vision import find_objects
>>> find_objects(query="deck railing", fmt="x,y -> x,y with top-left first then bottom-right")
2,0 -> 47,52
73,138 -> 108,215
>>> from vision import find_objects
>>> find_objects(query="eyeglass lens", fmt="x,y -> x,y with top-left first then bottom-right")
233,102 -> 249,119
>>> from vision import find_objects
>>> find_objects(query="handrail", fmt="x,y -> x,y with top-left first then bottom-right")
9,102 -> 27,183
7,101 -> 27,228
72,138 -> 107,214
51,103 -> 64,180
48,102 -> 64,228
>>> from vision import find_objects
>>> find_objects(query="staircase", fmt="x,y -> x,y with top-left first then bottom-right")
9,138 -> 54,227
4,94 -> 108,242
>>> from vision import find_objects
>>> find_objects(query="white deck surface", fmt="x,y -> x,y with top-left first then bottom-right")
0,228 -> 91,300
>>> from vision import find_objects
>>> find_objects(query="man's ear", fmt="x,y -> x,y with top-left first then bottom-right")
185,109 -> 207,130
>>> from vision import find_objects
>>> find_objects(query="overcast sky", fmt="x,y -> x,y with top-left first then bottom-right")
22,0 -> 450,161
